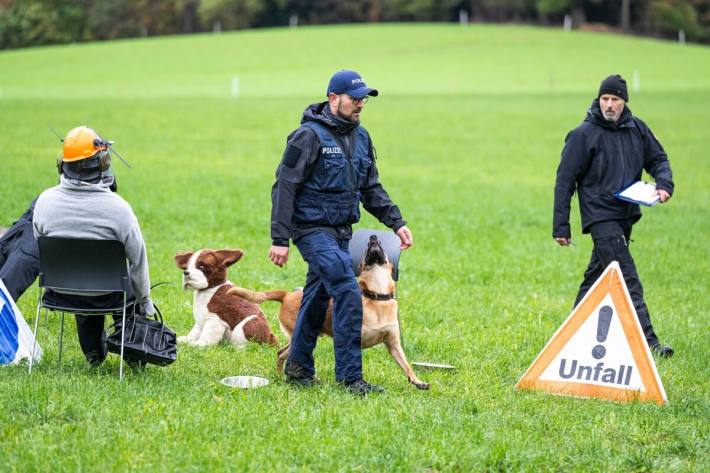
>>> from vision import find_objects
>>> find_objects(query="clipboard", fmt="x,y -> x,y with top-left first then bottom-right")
614,181 -> 660,207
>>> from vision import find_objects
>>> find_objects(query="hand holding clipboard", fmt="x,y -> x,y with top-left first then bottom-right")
615,181 -> 670,206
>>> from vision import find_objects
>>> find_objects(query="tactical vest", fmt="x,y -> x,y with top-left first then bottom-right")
293,121 -> 373,227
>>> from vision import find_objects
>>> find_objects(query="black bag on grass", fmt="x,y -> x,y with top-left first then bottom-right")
106,304 -> 177,366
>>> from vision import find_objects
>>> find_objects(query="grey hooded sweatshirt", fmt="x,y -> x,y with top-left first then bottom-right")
33,175 -> 154,313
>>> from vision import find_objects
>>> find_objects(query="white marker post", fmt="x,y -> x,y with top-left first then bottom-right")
563,15 -> 572,32
678,29 -> 686,45
632,70 -> 640,93
459,9 -> 469,26
231,76 -> 240,98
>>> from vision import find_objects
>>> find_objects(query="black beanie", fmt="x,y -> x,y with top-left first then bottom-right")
598,74 -> 629,102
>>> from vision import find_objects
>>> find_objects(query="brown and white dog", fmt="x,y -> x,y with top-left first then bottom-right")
228,236 -> 429,390
174,249 -> 278,348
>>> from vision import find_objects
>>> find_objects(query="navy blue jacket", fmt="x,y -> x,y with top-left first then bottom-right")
271,102 -> 405,245
553,100 -> 674,238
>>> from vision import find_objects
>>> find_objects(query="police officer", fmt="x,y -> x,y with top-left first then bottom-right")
269,70 -> 413,394
553,74 -> 675,357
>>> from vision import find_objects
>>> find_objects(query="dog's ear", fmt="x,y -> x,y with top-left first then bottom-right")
174,252 -> 193,270
214,249 -> 244,267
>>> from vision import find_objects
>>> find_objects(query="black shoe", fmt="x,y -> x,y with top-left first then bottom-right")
343,379 -> 385,396
85,351 -> 106,367
284,362 -> 319,387
651,343 -> 674,358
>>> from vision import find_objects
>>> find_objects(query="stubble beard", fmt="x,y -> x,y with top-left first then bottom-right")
337,101 -> 361,125
603,109 -> 620,122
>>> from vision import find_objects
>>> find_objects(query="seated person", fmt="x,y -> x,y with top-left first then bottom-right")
0,174 -> 118,303
32,126 -> 154,366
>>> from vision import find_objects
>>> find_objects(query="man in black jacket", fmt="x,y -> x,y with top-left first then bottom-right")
269,70 -> 413,394
0,199 -> 39,302
553,74 -> 675,357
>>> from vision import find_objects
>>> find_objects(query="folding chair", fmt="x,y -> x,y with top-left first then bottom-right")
29,237 -> 130,380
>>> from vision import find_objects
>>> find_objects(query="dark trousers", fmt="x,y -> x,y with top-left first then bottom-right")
0,245 -> 39,302
574,220 -> 660,347
288,231 -> 363,383
43,288 -> 136,364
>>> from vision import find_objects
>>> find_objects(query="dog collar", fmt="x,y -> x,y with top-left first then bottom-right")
361,288 -> 396,301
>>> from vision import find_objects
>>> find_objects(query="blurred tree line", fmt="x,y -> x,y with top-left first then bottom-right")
0,0 -> 708,49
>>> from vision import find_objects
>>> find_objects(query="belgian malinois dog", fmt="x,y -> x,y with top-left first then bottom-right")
229,235 -> 429,390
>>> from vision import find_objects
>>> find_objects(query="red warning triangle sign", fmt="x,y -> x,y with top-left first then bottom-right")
516,261 -> 667,405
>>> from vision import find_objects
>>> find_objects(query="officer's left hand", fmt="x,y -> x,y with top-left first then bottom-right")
396,226 -> 413,250
656,189 -> 671,203
269,245 -> 289,267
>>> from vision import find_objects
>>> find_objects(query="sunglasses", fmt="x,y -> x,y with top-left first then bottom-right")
347,95 -> 369,105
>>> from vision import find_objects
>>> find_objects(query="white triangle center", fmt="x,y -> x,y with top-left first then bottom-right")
539,294 -> 645,391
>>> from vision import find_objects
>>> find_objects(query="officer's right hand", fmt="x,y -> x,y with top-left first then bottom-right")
396,226 -> 413,250
269,245 -> 289,267
554,237 -> 572,246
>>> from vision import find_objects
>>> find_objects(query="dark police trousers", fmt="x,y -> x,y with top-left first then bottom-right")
288,231 -> 363,383
574,220 -> 660,347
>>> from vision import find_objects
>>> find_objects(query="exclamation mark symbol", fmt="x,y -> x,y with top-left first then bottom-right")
592,305 -> 613,359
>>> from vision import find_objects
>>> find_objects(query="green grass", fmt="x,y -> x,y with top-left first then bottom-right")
1,24 -> 709,472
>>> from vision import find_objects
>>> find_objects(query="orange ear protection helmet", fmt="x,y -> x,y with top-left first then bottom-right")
59,126 -> 111,172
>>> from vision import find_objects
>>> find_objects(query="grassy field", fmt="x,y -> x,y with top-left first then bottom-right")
1,24 -> 709,472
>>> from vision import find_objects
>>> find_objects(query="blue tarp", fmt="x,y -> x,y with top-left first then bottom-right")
0,285 -> 19,363
0,278 -> 42,365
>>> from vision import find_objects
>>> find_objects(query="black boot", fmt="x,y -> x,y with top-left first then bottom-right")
284,362 -> 319,387
343,379 -> 385,395
651,343 -> 674,358
85,350 -> 106,367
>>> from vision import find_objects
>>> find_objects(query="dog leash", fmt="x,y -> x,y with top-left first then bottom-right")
151,281 -> 174,290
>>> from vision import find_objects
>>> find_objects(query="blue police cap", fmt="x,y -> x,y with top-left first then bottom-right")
326,70 -> 379,99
